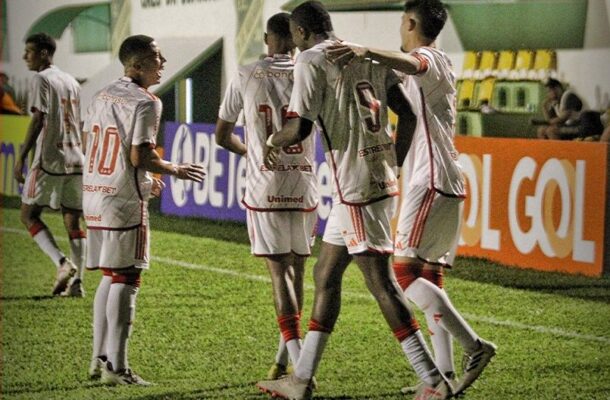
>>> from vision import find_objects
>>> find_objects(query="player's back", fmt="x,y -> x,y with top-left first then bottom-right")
401,47 -> 464,197
292,41 -> 399,205
32,65 -> 83,174
83,77 -> 160,229
227,55 -> 318,211
239,55 -> 294,140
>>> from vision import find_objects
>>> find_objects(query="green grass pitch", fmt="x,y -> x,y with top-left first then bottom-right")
1,204 -> 610,399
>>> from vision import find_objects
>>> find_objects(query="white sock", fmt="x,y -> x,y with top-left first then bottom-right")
92,274 -> 111,360
405,278 -> 479,353
425,311 -> 454,375
274,334 -> 289,366
400,330 -> 441,386
286,338 -> 302,366
32,229 -> 65,267
69,238 -> 86,280
294,331 -> 330,380
106,282 -> 139,372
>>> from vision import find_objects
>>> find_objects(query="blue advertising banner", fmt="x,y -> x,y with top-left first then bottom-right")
161,122 -> 334,233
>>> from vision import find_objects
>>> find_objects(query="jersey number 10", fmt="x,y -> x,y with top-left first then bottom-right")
87,124 -> 120,176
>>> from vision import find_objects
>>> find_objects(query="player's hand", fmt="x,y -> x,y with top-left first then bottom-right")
13,159 -> 25,184
174,163 -> 206,183
263,146 -> 280,170
325,44 -> 367,66
151,177 -> 165,197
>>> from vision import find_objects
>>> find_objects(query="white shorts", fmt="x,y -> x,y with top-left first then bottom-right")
323,197 -> 397,255
247,210 -> 317,256
395,185 -> 463,266
86,225 -> 150,270
21,167 -> 82,210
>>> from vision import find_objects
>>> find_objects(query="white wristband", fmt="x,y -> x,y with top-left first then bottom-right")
266,134 -> 276,148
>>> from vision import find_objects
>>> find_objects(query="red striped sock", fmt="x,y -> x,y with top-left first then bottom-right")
28,222 -> 46,237
69,230 -> 87,240
392,261 -> 422,291
308,318 -> 332,333
393,319 -> 421,342
278,314 -> 301,342
422,269 -> 443,288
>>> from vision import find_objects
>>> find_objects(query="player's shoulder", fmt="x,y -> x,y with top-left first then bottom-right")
296,42 -> 328,65
414,47 -> 451,65
243,56 -> 294,81
93,78 -> 159,108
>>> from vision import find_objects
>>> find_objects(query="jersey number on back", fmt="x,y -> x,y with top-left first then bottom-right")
88,124 -> 120,176
355,81 -> 381,133
258,104 -> 303,154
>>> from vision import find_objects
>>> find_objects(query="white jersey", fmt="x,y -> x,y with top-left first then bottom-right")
289,40 -> 400,205
400,47 -> 465,197
219,54 -> 318,211
83,77 -> 161,229
29,65 -> 84,175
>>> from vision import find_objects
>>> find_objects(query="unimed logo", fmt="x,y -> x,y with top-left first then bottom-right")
459,153 -> 595,263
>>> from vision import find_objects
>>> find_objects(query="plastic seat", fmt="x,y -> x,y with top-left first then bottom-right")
457,79 -> 476,110
495,50 -> 516,80
461,51 -> 480,80
511,49 -> 535,80
474,77 -> 496,109
530,49 -> 557,80
474,51 -> 498,80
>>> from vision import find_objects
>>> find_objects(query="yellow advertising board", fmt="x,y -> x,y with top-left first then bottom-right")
0,115 -> 31,196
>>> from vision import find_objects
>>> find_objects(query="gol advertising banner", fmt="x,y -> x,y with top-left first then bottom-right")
455,136 -> 609,277
161,122 -> 334,232
0,115 -> 31,196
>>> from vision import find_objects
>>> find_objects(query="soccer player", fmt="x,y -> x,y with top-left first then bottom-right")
14,33 -> 86,297
326,0 -> 497,396
83,35 -> 205,385
256,2 -> 451,399
215,13 -> 318,379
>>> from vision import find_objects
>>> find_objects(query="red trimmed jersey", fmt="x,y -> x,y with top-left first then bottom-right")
400,47 -> 465,197
29,65 -> 84,175
218,54 -> 318,211
288,40 -> 400,205
82,77 -> 161,229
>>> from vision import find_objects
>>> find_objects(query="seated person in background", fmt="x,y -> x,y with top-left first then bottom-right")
536,78 -> 583,140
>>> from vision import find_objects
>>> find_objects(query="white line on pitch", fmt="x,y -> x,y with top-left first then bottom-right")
3,226 -> 610,345
152,255 -> 610,345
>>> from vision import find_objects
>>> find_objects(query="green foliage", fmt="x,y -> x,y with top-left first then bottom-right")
2,207 -> 610,399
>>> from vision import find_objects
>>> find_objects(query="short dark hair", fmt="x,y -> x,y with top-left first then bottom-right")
404,0 -> 448,40
25,33 -> 56,56
291,1 -> 333,35
544,78 -> 563,90
267,13 -> 291,39
118,35 -> 156,66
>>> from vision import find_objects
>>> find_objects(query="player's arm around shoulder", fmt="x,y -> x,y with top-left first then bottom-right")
325,43 -> 426,76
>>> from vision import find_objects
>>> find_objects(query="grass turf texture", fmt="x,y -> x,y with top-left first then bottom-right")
1,204 -> 610,399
